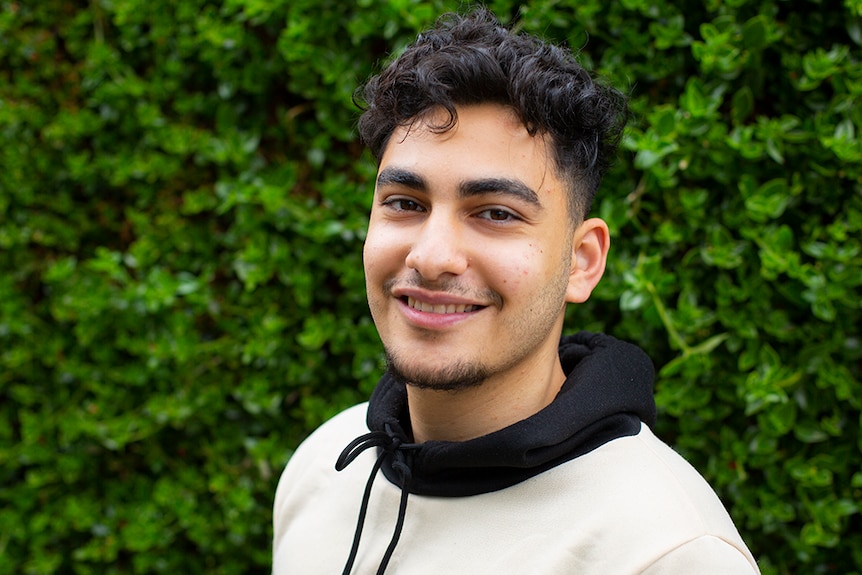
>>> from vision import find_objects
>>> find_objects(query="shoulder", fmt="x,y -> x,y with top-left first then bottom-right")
641,534 -> 760,574
292,403 -> 369,460
272,403 -> 374,572
575,424 -> 732,514
273,403 -> 369,513
620,425 -> 740,527
561,424 -> 759,572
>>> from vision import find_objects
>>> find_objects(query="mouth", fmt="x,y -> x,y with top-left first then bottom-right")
404,296 -> 484,314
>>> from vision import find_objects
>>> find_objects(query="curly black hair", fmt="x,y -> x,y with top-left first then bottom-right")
356,8 -> 629,221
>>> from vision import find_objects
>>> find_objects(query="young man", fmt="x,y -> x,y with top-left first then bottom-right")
273,9 -> 759,575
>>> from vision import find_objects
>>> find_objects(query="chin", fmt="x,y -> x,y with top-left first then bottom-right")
385,353 -> 490,392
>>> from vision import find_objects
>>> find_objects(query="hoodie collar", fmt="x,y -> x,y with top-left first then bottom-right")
366,331 -> 657,497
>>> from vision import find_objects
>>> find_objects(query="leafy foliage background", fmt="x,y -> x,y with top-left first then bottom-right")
1,0 -> 860,573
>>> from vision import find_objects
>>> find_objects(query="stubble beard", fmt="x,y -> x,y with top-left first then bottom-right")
384,350 -> 491,392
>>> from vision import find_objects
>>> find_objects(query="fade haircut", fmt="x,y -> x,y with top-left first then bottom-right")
356,8 -> 629,222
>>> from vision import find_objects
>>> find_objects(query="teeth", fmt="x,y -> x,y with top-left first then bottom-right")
407,297 -> 476,314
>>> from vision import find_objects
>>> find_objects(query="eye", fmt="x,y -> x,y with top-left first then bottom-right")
477,208 -> 519,222
382,197 -> 426,212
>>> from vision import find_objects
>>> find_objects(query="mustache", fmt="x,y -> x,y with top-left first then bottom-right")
382,274 -> 503,308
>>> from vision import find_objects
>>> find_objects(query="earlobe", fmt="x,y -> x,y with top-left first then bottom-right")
565,218 -> 610,304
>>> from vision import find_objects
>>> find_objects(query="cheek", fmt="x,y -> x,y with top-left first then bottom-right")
495,243 -> 569,294
362,237 -> 388,318
362,225 -> 394,275
495,249 -> 539,291
361,241 -> 374,280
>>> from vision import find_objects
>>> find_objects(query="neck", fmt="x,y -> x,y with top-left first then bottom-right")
406,345 -> 567,443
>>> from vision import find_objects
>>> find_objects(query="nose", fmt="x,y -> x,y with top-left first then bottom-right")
405,211 -> 469,281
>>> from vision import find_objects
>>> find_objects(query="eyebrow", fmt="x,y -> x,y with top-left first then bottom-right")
460,177 -> 541,207
376,167 -> 542,208
376,167 -> 426,191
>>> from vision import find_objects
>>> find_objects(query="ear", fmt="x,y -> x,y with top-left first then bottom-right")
565,218 -> 610,304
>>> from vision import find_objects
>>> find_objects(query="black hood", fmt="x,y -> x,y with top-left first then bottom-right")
366,331 -> 657,497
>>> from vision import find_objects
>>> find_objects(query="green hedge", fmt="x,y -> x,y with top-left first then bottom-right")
1,0 -> 859,573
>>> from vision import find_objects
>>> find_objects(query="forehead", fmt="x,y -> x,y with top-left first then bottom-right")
379,104 -> 556,190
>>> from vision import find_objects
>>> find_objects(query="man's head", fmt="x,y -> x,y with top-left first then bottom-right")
360,9 -> 622,395
357,8 -> 629,223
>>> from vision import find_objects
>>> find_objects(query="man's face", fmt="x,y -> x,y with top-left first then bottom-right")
363,103 -> 577,391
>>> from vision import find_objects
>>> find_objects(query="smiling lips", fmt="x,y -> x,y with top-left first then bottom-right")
406,296 -> 482,314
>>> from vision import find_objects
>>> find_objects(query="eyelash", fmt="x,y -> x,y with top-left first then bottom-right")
381,198 -> 426,212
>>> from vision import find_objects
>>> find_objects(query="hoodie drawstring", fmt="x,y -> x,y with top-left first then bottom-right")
335,425 -> 415,575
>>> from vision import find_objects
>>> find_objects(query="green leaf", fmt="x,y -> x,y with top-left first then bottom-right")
743,178 -> 791,221
742,15 -> 769,51
731,86 -> 754,124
